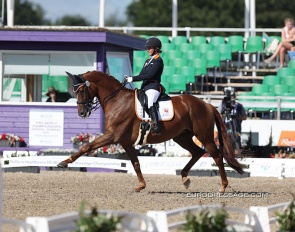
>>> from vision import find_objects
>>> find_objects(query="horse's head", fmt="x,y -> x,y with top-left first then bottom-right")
66,71 -> 98,118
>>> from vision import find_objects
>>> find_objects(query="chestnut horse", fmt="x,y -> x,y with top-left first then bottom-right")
58,71 -> 243,192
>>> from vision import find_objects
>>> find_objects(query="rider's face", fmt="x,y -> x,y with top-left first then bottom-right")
147,46 -> 155,56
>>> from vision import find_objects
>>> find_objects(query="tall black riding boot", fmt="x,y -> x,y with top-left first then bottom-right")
149,106 -> 160,134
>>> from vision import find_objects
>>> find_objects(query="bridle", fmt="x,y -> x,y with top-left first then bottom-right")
74,76 -> 129,115
74,80 -> 100,115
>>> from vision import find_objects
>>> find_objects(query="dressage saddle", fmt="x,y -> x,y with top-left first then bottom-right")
136,88 -> 170,116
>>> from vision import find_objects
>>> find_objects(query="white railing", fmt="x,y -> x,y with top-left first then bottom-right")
18,202 -> 292,232
23,210 -> 158,232
0,218 -> 35,232
249,202 -> 291,232
10,25 -> 282,39
147,205 -> 256,232
2,156 -> 295,178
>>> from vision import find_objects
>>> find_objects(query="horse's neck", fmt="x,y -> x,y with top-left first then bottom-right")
98,86 -> 133,109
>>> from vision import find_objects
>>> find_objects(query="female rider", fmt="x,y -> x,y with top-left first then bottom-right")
125,37 -> 164,134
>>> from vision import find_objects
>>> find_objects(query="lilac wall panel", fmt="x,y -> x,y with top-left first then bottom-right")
0,104 -> 104,151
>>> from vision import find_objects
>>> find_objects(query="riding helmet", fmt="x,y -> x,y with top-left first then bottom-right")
145,37 -> 162,49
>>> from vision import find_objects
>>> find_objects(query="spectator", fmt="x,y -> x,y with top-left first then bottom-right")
45,86 -> 70,102
265,17 -> 295,68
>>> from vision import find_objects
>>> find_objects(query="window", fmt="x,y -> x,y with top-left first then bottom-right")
106,52 -> 132,83
2,52 -> 96,102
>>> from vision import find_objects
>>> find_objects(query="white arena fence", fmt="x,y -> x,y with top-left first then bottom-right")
0,158 -> 293,232
22,210 -> 158,232
1,155 -> 295,178
0,202 -> 288,232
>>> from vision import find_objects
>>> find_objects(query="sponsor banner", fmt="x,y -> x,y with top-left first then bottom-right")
1,155 -> 295,177
1,156 -> 130,170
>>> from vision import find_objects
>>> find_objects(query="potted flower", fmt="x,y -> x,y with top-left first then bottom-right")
0,133 -> 26,147
71,133 -> 128,159
92,144 -> 128,160
70,133 -> 96,149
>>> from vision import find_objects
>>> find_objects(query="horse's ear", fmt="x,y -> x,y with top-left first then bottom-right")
66,71 -> 85,92
65,71 -> 75,80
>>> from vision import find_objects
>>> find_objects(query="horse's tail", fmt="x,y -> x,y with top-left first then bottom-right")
210,104 -> 244,174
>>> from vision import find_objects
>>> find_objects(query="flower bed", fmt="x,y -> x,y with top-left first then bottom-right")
0,133 -> 26,147
70,133 -> 127,157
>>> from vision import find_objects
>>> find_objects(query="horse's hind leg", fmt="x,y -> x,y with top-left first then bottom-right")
173,131 -> 206,189
122,145 -> 146,192
205,142 -> 228,193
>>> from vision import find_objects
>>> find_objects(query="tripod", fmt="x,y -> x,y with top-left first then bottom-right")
223,108 -> 241,155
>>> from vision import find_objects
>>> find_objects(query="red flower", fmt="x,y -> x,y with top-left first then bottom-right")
79,135 -> 83,141
1,134 -> 6,140
102,146 -> 108,153
19,137 -> 24,142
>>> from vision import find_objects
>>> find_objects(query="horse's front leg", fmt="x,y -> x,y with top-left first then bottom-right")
57,133 -> 114,168
123,145 -> 146,192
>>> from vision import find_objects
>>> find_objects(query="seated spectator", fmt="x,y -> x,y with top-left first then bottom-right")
45,86 -> 71,102
265,17 -> 295,68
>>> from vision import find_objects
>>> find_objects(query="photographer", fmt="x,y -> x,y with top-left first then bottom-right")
218,87 -> 247,150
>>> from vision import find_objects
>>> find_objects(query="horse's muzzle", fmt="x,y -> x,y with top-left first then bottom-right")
78,110 -> 91,118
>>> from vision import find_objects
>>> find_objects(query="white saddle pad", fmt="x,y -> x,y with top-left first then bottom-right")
135,93 -> 174,121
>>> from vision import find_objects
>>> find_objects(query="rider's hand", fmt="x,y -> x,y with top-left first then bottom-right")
124,75 -> 133,83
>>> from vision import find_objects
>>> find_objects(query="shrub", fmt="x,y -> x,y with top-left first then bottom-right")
75,201 -> 122,232
276,194 -> 295,231
182,208 -> 231,232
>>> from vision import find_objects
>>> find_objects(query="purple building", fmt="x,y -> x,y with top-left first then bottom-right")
0,28 -> 146,151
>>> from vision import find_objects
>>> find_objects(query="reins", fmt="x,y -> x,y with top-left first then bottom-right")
102,80 -> 129,106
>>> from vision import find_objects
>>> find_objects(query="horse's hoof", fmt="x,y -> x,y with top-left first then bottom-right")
219,188 -> 225,193
57,161 -> 68,168
182,177 -> 191,189
135,186 -> 145,192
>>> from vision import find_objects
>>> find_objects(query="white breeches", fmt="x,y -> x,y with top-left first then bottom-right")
145,89 -> 160,108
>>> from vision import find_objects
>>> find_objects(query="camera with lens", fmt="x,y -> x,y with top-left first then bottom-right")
223,87 -> 236,110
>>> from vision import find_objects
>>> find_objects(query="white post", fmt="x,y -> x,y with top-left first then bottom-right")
22,217 -> 49,232
249,0 -> 256,36
248,206 -> 270,232
146,211 -> 169,232
244,0 -> 250,38
7,0 -> 14,27
172,0 -> 178,37
99,0 -> 105,28
0,0 -> 4,26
